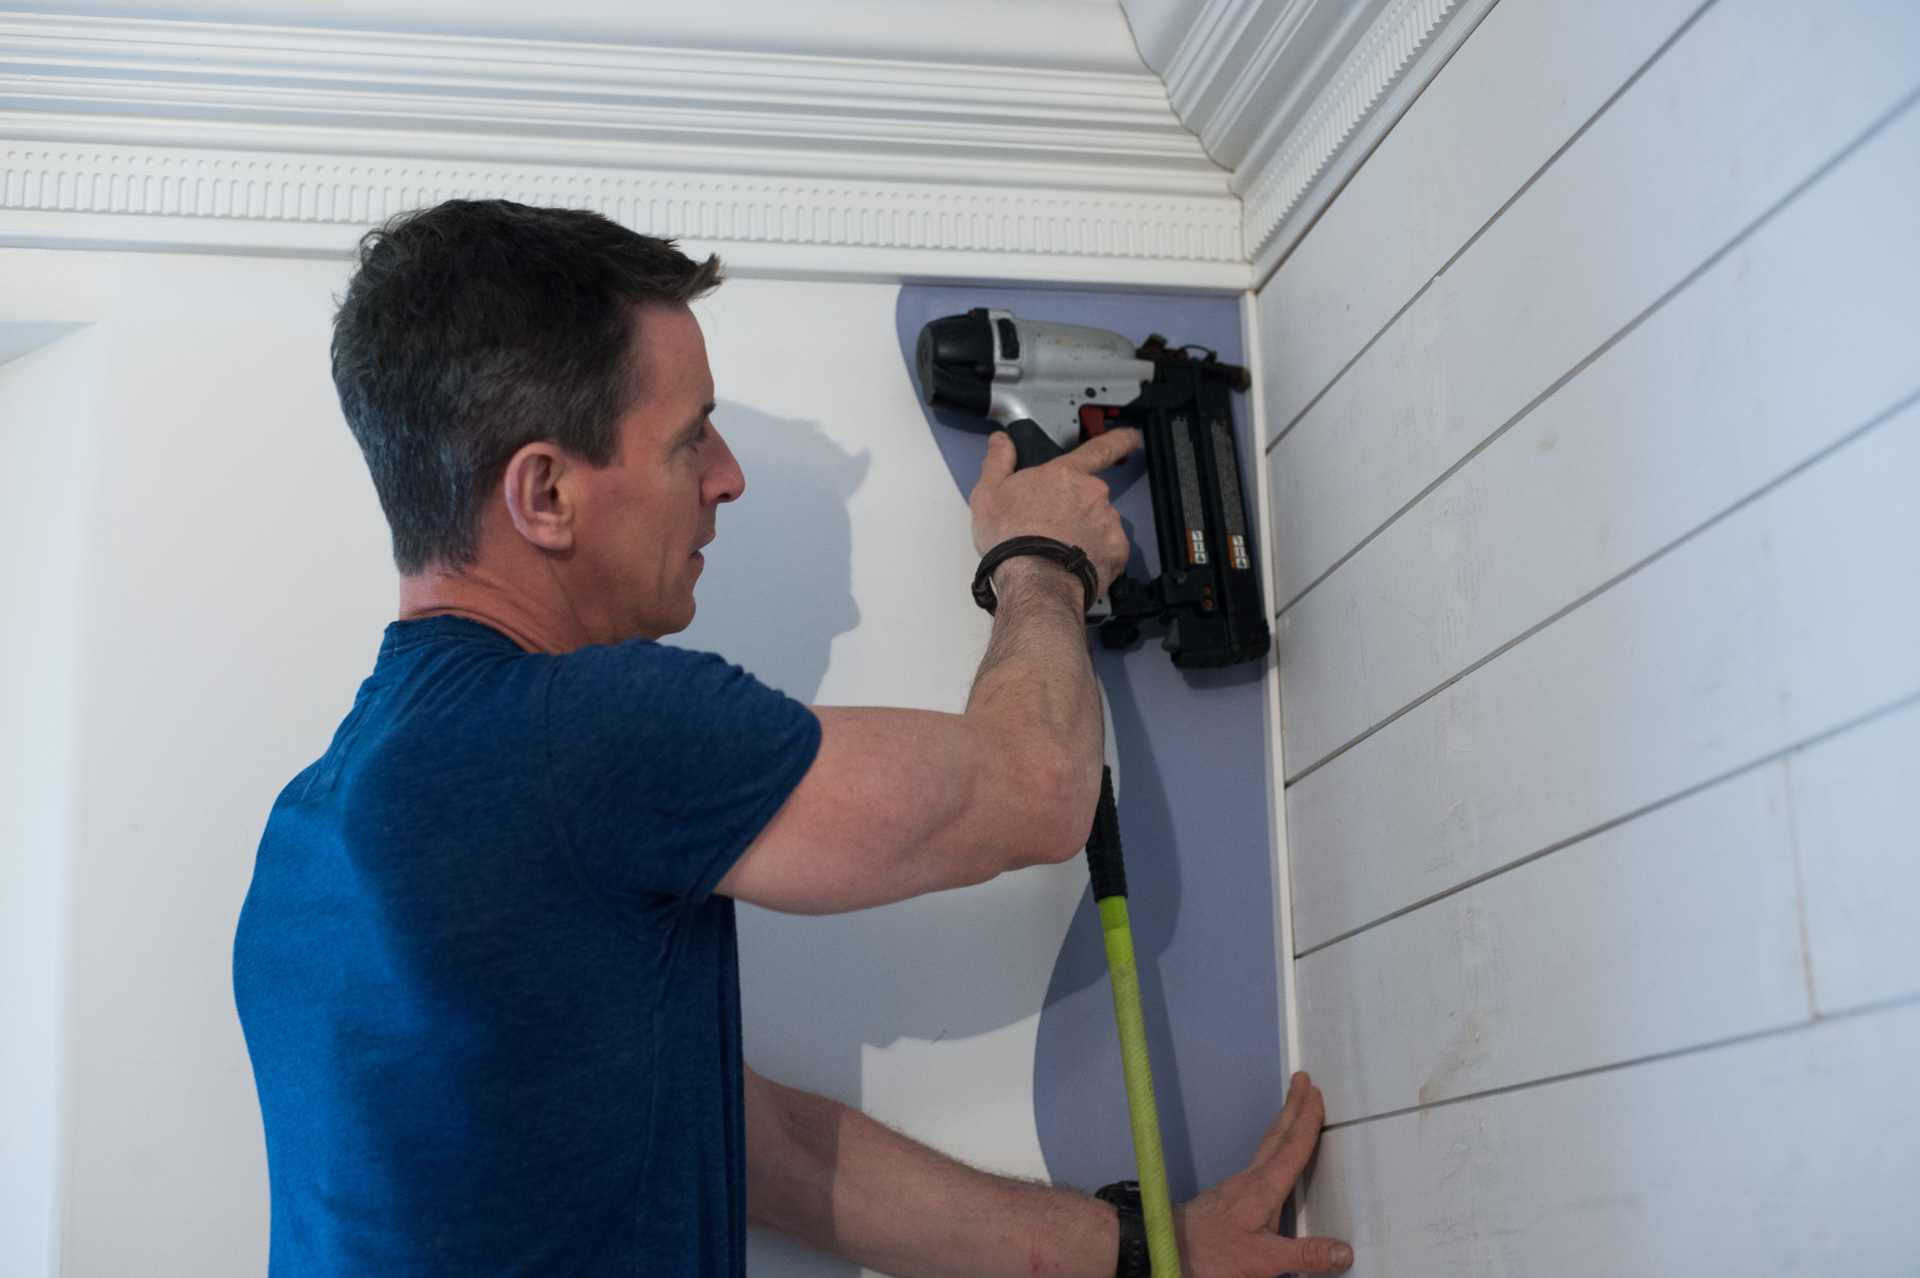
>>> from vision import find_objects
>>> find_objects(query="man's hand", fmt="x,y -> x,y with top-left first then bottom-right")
1176,1072 -> 1353,1276
969,428 -> 1139,593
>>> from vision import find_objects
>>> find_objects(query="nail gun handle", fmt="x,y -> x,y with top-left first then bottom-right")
1005,418 -> 1066,471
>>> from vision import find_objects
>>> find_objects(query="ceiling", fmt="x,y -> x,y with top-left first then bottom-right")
18,0 -> 1155,71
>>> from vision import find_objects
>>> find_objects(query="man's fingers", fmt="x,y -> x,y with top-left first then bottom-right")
1250,1072 -> 1314,1168
1056,427 -> 1140,474
1267,1082 -> 1325,1182
1252,1081 -> 1324,1231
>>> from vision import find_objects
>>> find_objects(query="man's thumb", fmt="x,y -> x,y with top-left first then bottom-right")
1280,1237 -> 1354,1273
979,429 -> 1017,482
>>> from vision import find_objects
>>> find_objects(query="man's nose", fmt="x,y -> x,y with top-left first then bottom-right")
705,426 -> 745,505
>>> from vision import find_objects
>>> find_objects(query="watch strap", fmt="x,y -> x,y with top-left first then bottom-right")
1095,1181 -> 1151,1278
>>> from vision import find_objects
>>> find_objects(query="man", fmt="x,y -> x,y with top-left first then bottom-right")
234,199 -> 1353,1277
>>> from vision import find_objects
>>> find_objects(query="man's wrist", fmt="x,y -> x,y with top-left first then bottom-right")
973,536 -> 1100,617
989,555 -> 1087,614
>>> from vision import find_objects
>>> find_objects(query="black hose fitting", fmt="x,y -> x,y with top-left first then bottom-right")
1084,766 -> 1128,901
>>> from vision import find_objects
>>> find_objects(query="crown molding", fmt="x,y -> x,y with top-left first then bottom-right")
1236,0 -> 1494,281
0,14 -> 1227,191
1121,0 -> 1495,281
0,11 -> 1250,286
1142,0 -> 1394,172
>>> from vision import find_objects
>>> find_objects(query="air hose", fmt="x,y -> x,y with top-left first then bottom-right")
1085,766 -> 1182,1278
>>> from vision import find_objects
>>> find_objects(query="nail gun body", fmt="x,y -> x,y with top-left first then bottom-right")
917,309 -> 1272,669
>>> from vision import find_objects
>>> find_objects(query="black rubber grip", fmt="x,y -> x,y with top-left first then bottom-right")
1085,766 -> 1127,901
1006,418 -> 1066,471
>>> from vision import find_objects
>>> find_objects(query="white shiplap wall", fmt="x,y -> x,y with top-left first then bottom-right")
1253,0 -> 1920,1268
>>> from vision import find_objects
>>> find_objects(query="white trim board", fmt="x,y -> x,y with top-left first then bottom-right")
1241,287 -> 1305,1089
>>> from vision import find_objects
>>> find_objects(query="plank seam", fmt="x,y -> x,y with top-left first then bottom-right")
1271,79 -> 1920,621
1294,683 -> 1920,960
1319,989 -> 1920,1132
1283,380 -> 1920,786
1262,0 -> 1719,455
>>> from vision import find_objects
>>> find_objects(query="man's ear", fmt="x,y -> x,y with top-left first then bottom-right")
500,441 -> 577,553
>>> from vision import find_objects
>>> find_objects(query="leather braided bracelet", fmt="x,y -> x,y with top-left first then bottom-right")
971,536 -> 1099,616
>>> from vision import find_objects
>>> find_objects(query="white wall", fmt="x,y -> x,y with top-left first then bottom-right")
1,248 -> 393,1277
0,258 -> 1094,1277
1252,0 -> 1920,1269
0,324 -> 96,1278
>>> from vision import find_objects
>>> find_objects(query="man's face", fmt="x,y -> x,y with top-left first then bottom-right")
570,303 -> 742,641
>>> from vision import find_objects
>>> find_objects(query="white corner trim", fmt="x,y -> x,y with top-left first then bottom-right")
1240,284 -> 1306,1105
0,141 -> 1250,287
1239,0 -> 1496,280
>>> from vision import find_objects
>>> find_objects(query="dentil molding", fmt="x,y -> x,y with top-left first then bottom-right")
0,11 -> 1247,287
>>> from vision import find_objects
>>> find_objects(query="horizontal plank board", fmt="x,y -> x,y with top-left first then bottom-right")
1266,0 -> 1920,608
1790,696 -> 1920,1018
1295,760 -> 1807,1125
1256,0 -> 1702,430
1306,999 -> 1920,1276
1276,93 -> 1920,774
1286,397 -> 1920,952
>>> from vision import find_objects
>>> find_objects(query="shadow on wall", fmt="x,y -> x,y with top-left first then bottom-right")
671,401 -> 866,703
672,400 -> 1088,1278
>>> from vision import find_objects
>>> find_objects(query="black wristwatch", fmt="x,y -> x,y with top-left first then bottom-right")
1095,1181 -> 1150,1278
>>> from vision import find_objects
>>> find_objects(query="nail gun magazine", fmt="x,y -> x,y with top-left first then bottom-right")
917,308 -> 1270,669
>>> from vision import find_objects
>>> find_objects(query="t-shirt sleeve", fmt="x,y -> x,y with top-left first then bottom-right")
542,640 -> 821,905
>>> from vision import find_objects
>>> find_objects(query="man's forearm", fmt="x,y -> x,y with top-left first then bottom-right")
746,1068 -> 1115,1278
962,557 -> 1106,858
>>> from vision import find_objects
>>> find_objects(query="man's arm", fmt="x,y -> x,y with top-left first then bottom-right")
716,429 -> 1137,915
745,1065 -> 1353,1278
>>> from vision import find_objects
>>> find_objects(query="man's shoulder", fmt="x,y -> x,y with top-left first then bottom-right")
550,639 -> 793,721
559,637 -> 734,678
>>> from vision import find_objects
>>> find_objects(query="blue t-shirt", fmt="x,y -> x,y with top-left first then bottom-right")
233,616 -> 820,1276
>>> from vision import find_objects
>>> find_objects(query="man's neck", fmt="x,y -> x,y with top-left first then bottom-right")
399,561 -> 593,656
